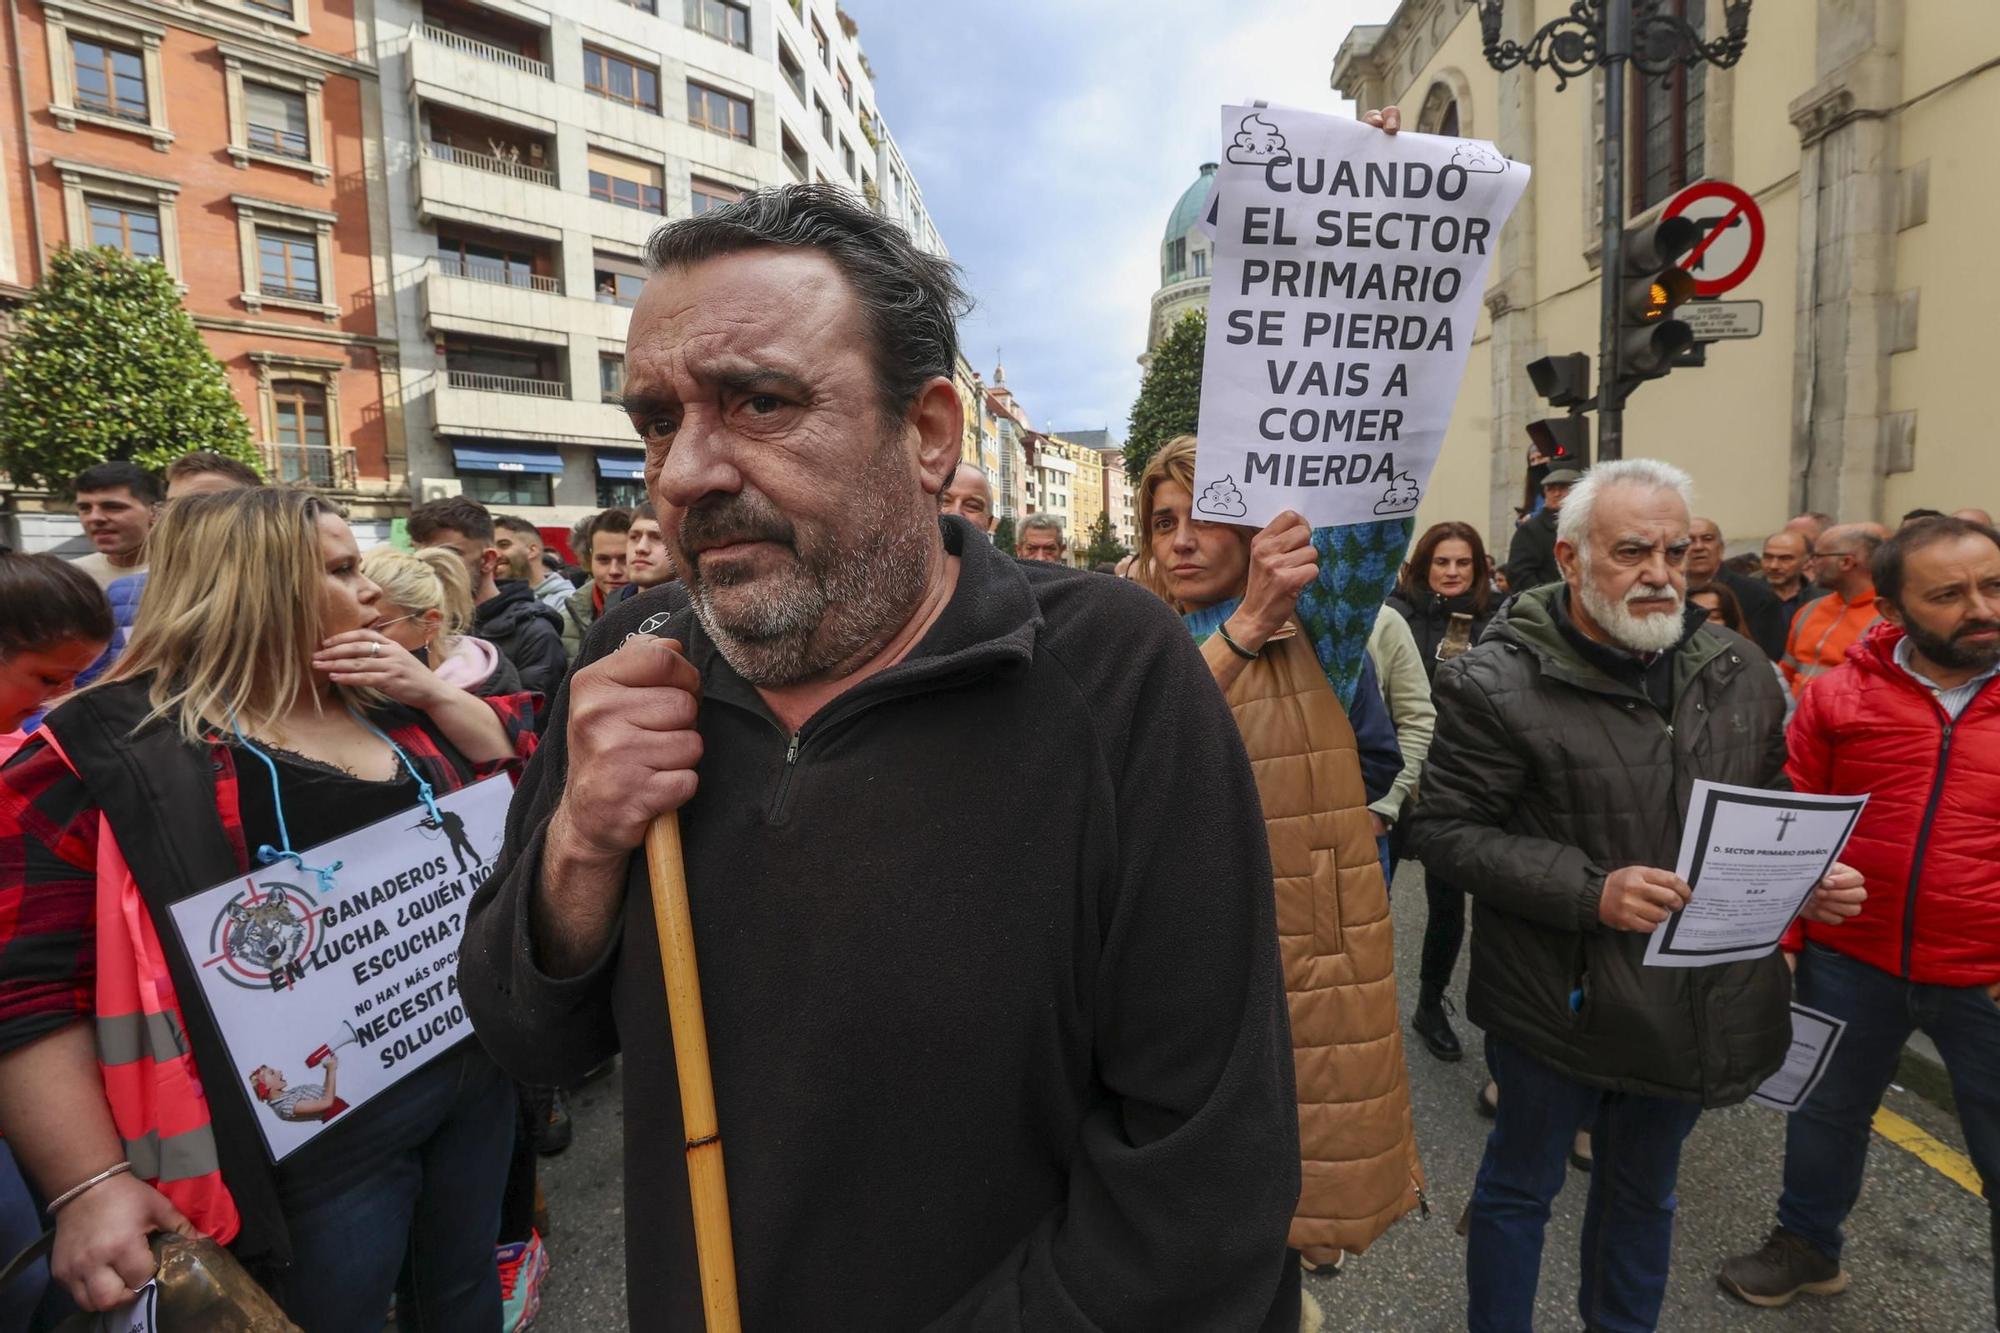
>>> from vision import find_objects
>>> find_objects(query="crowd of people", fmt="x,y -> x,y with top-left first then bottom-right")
0,181 -> 1992,1333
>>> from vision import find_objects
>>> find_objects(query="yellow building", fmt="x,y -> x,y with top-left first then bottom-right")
1060,434 -> 1105,556
1333,0 -> 2000,552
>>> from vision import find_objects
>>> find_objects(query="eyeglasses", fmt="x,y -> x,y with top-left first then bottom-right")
374,612 -> 423,630
1812,549 -> 1855,562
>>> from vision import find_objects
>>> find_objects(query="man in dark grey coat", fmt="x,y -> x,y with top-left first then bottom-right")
1406,458 -> 1866,1333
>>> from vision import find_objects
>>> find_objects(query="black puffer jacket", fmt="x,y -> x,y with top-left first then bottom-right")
472,579 -> 567,698
1404,583 -> 1792,1106
1387,588 -> 1495,685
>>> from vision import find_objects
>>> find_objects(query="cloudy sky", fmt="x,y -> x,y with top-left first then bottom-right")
843,0 -> 1401,438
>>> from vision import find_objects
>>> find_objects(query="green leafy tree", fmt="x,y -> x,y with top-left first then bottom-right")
1082,509 -> 1127,567
0,247 -> 255,490
993,515 -> 1017,558
1125,307 -> 1205,482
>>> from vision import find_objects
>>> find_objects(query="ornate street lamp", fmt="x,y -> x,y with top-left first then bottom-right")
1476,0 -> 1753,458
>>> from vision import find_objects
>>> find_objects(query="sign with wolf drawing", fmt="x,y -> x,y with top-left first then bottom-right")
166,776 -> 510,1162
1192,103 -> 1530,528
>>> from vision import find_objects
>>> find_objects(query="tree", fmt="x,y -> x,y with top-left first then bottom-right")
992,515 -> 1016,558
1082,510 -> 1127,567
1125,307 -> 1205,482
0,247 -> 255,490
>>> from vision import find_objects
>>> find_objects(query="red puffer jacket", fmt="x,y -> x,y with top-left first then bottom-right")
1782,621 -> 2000,984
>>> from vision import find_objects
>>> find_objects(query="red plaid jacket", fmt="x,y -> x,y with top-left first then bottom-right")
0,693 -> 537,1054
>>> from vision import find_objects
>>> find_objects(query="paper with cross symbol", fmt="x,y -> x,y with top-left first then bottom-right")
1643,781 -> 1869,969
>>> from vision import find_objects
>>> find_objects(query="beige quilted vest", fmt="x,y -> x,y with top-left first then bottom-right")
1204,626 -> 1425,1258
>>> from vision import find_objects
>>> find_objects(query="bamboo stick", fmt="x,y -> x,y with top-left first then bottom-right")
644,811 -> 742,1332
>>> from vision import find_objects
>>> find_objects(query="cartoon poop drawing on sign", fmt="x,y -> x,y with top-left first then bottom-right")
1450,143 -> 1508,173
1198,476 -> 1248,518
1226,114 -> 1289,167
1374,473 -> 1422,515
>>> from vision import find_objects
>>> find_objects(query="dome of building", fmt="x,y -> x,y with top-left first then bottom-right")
1163,162 -> 1218,246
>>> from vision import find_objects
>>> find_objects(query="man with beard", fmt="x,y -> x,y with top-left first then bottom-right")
1405,459 -> 1867,1332
457,185 -> 1302,1330
1781,523 -> 1886,698
1720,516 -> 2000,1318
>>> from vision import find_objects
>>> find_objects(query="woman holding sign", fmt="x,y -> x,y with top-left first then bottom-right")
0,488 -> 536,1328
1135,435 -> 1424,1299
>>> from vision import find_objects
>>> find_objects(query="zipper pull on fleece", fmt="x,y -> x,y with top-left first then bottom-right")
785,732 -> 800,765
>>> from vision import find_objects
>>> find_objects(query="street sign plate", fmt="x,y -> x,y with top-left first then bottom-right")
1663,181 -> 1766,298
1681,300 -> 1763,341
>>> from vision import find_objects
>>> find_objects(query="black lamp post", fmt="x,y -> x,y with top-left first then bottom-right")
1476,0 -> 1752,459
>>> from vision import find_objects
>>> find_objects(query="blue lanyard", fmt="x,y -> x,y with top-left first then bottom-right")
228,709 -> 445,894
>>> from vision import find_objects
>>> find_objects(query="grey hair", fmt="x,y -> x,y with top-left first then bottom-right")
1017,512 -> 1065,539
643,184 -> 971,420
1556,458 -> 1696,551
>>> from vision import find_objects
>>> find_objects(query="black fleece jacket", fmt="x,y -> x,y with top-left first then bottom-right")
459,518 -> 1302,1332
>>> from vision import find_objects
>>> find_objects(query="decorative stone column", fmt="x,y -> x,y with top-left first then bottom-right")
1788,0 -> 1908,522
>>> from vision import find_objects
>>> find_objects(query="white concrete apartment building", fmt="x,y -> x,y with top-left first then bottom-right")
374,0 -> 942,526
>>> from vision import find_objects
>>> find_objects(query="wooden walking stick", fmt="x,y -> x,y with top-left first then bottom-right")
645,811 -> 743,1331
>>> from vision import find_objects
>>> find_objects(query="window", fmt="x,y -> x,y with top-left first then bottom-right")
71,38 -> 146,122
585,46 -> 660,112
221,46 -> 327,176
588,148 -> 664,213
257,227 -> 320,302
688,83 -> 752,143
836,63 -> 852,109
464,472 -> 552,506
242,0 -> 300,19
685,0 -> 749,50
1192,247 -> 1208,278
270,382 -> 332,485
1630,0 -> 1705,213
47,10 -> 170,147
596,476 -> 645,508
816,95 -> 832,143
690,177 -> 741,214
811,16 -> 828,67
245,83 -> 309,160
778,41 -> 805,102
87,196 -> 161,258
1163,236 -> 1186,284
841,138 -> 855,180
599,354 -> 625,399
594,250 -> 647,305
780,126 -> 807,181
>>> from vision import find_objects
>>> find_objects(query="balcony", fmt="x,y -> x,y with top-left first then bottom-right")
434,375 -> 632,446
433,253 -> 559,292
262,440 -> 356,490
417,24 -> 550,79
445,369 -> 565,398
420,140 -> 554,187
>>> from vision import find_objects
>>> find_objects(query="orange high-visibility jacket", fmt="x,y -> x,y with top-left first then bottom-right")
1781,589 -> 1882,698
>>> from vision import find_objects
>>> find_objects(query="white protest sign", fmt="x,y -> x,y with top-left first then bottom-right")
1750,1004 -> 1847,1112
167,776 -> 510,1163
1192,105 -> 1529,528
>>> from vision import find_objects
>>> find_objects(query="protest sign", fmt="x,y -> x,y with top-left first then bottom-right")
1192,104 -> 1530,528
166,776 -> 510,1163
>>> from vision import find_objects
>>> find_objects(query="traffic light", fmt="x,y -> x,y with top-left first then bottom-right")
1526,352 -> 1593,468
1527,353 -> 1592,408
1527,416 -> 1591,468
1616,217 -> 1699,395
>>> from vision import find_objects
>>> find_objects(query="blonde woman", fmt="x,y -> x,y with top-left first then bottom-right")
0,488 -> 535,1328
1135,436 -> 1423,1308
362,545 -> 522,698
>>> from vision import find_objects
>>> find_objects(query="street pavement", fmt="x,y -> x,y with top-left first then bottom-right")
534,863 -> 1992,1330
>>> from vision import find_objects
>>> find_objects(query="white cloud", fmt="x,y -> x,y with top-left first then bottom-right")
849,0 -> 1401,432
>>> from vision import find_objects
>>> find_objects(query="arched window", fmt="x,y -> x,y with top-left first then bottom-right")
1418,80 -> 1461,138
